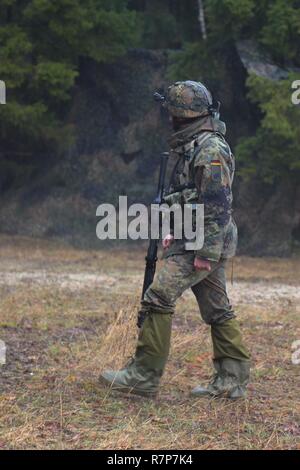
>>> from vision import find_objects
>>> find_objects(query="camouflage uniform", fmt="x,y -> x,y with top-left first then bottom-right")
100,81 -> 250,399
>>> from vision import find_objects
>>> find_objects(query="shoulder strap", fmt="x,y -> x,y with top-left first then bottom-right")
194,131 -> 214,149
169,131 -> 217,191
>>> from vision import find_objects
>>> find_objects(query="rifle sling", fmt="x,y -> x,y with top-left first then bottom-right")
166,182 -> 196,195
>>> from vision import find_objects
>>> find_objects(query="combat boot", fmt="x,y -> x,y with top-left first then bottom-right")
191,357 -> 250,399
99,312 -> 172,397
99,358 -> 162,397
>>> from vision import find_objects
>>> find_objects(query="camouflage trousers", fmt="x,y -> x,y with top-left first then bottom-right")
138,253 -> 250,365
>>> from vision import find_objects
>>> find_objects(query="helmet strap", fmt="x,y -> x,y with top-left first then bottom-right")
208,100 -> 221,119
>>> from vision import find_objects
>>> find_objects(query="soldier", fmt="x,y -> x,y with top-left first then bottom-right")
99,81 -> 250,399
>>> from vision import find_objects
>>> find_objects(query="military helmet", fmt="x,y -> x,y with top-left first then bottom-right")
165,80 -> 213,118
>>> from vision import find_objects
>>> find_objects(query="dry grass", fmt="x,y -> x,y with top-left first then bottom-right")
0,235 -> 299,450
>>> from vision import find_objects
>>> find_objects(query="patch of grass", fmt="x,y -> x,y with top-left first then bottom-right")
0,236 -> 299,449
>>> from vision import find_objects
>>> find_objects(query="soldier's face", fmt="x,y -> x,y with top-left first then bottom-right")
171,117 -> 181,131
171,116 -> 193,131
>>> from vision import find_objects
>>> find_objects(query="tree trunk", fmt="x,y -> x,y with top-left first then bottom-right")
197,0 -> 207,40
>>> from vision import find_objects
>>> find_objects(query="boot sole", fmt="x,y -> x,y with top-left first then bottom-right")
191,390 -> 246,400
98,374 -> 158,398
191,391 -> 220,398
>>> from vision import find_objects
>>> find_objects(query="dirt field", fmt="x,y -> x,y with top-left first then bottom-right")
0,235 -> 299,450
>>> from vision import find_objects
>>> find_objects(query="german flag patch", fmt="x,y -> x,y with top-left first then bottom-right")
211,160 -> 222,182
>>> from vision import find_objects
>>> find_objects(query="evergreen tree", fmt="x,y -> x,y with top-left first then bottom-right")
0,0 -> 139,152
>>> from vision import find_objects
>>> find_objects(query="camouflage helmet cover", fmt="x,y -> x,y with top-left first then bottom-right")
165,80 -> 213,118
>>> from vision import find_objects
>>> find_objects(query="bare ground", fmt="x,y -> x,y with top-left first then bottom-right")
0,235 -> 299,450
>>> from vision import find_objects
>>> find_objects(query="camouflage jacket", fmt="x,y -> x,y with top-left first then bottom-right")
163,117 -> 238,262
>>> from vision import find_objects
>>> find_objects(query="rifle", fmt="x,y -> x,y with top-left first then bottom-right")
138,151 -> 169,328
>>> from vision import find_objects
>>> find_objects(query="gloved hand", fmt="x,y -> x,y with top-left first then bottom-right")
162,234 -> 174,250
